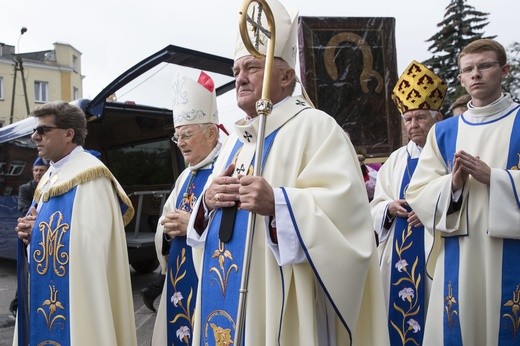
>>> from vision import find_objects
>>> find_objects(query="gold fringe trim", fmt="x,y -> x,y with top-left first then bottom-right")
34,166 -> 135,226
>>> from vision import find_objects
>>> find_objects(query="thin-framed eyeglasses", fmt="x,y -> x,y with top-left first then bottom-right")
171,127 -> 208,144
33,125 -> 60,135
459,61 -> 500,75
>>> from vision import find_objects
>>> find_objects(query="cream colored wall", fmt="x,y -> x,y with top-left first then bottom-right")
0,42 -> 83,126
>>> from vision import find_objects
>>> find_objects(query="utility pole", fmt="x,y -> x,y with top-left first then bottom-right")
9,27 -> 30,125
9,56 -> 30,124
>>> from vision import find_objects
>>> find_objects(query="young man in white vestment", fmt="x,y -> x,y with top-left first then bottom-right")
14,101 -> 136,345
370,60 -> 445,345
185,0 -> 389,345
406,39 -> 520,345
151,71 -> 223,345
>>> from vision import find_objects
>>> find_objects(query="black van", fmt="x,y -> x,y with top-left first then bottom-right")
0,45 -> 234,272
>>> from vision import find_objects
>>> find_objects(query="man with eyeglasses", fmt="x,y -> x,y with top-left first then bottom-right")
185,0 -> 389,344
13,101 -> 137,345
371,60 -> 445,346
406,39 -> 520,344
151,71 -> 224,345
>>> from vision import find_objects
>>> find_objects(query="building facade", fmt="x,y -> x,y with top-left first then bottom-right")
0,42 -> 83,126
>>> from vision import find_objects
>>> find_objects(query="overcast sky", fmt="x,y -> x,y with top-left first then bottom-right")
2,0 -> 518,126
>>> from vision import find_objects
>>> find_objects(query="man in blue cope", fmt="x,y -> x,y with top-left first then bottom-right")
370,60 -> 445,345
14,101 -> 137,345
186,0 -> 389,344
151,71 -> 223,345
406,39 -> 520,344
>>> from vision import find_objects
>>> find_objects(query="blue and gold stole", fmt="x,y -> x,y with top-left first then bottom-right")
29,188 -> 75,345
167,168 -> 212,345
436,108 -> 520,344
388,152 -> 426,345
198,131 -> 278,346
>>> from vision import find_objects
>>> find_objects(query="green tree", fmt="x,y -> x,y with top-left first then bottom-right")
504,42 -> 520,102
423,0 -> 495,113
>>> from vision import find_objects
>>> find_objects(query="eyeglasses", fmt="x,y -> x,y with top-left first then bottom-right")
171,127 -> 208,144
459,61 -> 500,75
33,125 -> 60,135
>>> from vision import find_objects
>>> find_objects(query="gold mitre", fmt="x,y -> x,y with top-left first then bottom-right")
234,0 -> 299,69
392,60 -> 447,114
172,71 -> 219,127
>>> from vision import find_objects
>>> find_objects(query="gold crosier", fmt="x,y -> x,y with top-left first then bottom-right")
234,0 -> 276,345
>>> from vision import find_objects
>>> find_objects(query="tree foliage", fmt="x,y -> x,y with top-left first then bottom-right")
504,42 -> 520,101
423,0 -> 495,113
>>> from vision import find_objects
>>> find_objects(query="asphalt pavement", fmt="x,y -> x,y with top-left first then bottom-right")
0,258 -> 159,346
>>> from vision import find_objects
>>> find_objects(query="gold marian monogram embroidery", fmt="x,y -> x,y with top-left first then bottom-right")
33,211 -> 70,277
502,284 -> 520,337
209,241 -> 238,297
37,285 -> 66,331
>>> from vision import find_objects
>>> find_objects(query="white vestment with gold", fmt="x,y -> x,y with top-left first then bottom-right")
187,96 -> 389,345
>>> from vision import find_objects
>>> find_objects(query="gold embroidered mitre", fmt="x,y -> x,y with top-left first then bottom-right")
392,60 -> 447,114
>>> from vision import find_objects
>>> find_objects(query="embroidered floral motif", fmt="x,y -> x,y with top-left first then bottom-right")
444,281 -> 459,329
503,284 -> 520,337
390,224 -> 423,345
169,247 -> 194,345
176,325 -> 191,343
37,285 -> 66,330
33,211 -> 70,277
209,241 -> 238,297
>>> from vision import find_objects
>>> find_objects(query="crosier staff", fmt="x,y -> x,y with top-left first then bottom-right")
234,0 -> 275,344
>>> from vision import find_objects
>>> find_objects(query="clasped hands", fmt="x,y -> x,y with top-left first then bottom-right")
204,163 -> 275,216
388,199 -> 422,227
451,150 -> 491,191
161,209 -> 191,239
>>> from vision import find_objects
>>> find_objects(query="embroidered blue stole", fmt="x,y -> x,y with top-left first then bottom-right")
167,168 -> 212,345
29,188 -> 76,345
498,110 -> 520,344
388,155 -> 426,345
436,108 -> 520,344
435,116 -> 463,344
199,131 -> 278,346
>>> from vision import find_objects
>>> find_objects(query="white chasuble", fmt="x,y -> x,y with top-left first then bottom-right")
406,95 -> 520,345
188,96 -> 389,345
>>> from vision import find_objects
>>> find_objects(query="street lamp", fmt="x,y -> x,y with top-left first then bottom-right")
10,27 -> 30,124
17,27 -> 27,54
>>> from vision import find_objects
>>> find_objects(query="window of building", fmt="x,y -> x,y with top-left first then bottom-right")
73,87 -> 79,100
0,76 -> 4,100
73,55 -> 79,72
6,161 -> 26,176
34,81 -> 48,103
